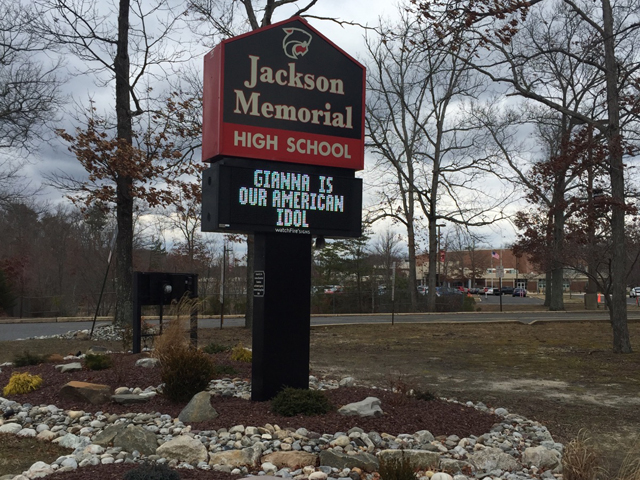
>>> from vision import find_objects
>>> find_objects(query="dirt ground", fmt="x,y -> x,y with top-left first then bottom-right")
2,320 -> 639,472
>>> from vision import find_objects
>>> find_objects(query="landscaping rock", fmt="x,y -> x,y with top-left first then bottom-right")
469,447 -> 519,472
111,394 -> 150,404
59,381 -> 111,405
56,362 -> 83,373
135,358 -> 160,368
92,424 -> 127,447
319,450 -> 379,472
113,424 -> 158,455
261,451 -> 318,469
522,445 -> 562,470
337,397 -> 383,417
156,435 -> 208,465
178,391 -> 219,423
0,423 -> 22,434
209,445 -> 263,468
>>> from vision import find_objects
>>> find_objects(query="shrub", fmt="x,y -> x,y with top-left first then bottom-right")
202,342 -> 230,354
230,343 -> 252,363
3,372 -> 43,395
160,346 -> 215,403
411,389 -> 436,402
462,295 -> 476,312
13,351 -> 45,367
84,353 -> 113,370
213,364 -> 238,377
378,451 -> 418,480
271,387 -> 333,417
123,462 -> 181,480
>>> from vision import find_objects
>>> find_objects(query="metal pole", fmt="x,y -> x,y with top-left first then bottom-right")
391,261 -> 396,325
90,228 -> 118,339
220,242 -> 226,330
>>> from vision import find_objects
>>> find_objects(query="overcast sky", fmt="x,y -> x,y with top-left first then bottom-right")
19,0 -> 518,253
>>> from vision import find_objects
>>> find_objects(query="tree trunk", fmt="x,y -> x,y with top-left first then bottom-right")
113,0 -> 133,327
543,269 -> 551,307
426,218 -> 437,312
407,213 -> 418,311
602,0 -> 631,353
549,205 -> 565,311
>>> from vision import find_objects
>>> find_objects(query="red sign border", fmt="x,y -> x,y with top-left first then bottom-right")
202,16 -> 366,171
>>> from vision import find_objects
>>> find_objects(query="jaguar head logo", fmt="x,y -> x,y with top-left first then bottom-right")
282,27 -> 312,60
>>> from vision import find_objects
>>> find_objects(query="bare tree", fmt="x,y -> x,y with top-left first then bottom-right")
413,0 -> 640,352
365,8 -> 511,312
33,0 -> 191,325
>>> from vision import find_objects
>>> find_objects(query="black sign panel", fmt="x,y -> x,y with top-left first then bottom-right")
202,158 -> 362,237
223,18 -> 363,139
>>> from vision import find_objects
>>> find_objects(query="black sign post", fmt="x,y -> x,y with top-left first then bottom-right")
251,234 -> 312,400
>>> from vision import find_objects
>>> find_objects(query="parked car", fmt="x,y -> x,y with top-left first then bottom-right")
324,285 -> 344,294
417,285 -> 427,295
492,288 -> 501,295
500,287 -> 514,295
513,288 -> 527,297
630,287 -> 640,298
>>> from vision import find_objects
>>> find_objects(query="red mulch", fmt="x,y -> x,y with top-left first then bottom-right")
0,352 -> 497,438
46,463 -> 242,480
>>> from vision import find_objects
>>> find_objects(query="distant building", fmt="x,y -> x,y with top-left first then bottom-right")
416,248 -> 589,292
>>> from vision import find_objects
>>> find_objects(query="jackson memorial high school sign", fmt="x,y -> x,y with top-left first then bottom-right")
201,17 -> 365,400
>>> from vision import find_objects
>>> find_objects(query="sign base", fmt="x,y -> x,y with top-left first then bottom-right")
251,233 -> 311,401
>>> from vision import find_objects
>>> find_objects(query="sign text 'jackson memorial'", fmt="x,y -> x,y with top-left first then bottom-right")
201,17 -> 365,400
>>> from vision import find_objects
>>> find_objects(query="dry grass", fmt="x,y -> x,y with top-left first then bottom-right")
152,296 -> 200,362
563,431 -> 602,480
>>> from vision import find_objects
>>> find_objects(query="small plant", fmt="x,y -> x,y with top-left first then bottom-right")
213,364 -> 238,376
160,346 -> 216,403
3,372 -> 43,395
13,350 -> 45,367
203,342 -> 230,354
123,462 -> 181,480
230,343 -> 252,362
84,353 -> 113,370
271,387 -> 333,417
562,431 -> 601,480
462,295 -> 476,312
411,389 -> 436,402
378,451 -> 418,480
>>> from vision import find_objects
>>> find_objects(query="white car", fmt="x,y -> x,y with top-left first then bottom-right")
630,287 -> 640,298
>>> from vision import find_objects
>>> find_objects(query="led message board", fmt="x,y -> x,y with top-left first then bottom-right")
202,158 -> 362,237
202,17 -> 365,170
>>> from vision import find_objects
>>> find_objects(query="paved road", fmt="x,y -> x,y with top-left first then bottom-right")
2,306 -> 640,341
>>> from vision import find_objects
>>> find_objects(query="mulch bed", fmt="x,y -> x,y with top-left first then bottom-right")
0,352 -> 497,438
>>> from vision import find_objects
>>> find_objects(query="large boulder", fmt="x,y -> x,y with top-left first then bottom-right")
261,451 -> 318,469
113,425 -> 158,455
521,446 -> 562,471
178,392 -> 219,423
337,397 -> 383,417
59,381 -> 111,405
378,449 -> 439,470
156,436 -> 208,465
469,447 -> 519,472
209,445 -> 263,468
92,423 -> 127,447
135,358 -> 160,368
319,450 -> 379,472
